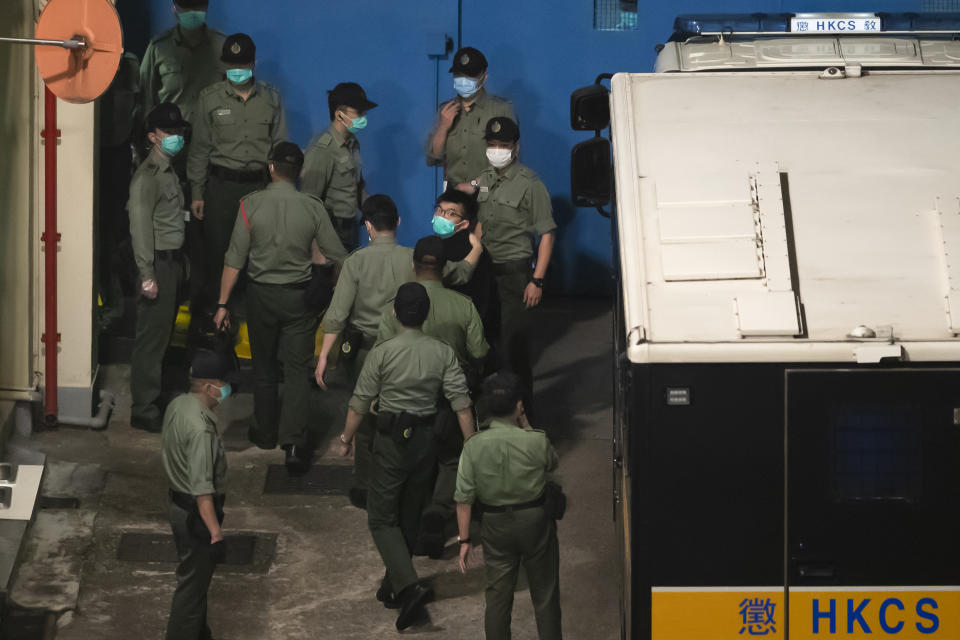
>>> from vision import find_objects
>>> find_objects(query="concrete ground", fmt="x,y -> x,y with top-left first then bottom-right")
10,297 -> 620,639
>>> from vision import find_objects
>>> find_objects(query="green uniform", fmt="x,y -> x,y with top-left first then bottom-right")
426,89 -> 516,185
352,329 -> 471,595
141,25 -> 226,124
160,393 -> 227,640
129,150 -> 186,429
476,161 -> 556,418
187,79 -> 287,306
224,181 -> 347,447
324,236 -> 476,491
455,420 -> 562,640
301,123 -> 365,250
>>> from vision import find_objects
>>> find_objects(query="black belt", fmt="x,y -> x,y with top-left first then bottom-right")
209,163 -> 267,183
251,279 -> 309,290
155,248 -> 184,260
480,493 -> 545,513
491,259 -> 531,276
330,216 -> 355,231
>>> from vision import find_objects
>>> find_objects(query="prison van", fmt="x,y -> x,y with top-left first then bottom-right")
569,12 -> 960,640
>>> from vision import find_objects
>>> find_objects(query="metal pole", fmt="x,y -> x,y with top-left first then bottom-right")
41,86 -> 61,427
0,36 -> 86,49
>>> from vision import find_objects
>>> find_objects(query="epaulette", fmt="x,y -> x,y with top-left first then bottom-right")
149,27 -> 176,45
529,428 -> 546,434
314,131 -> 334,148
198,81 -> 224,100
517,165 -> 539,181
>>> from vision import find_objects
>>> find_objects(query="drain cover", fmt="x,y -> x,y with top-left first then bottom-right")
117,532 -> 275,572
263,464 -> 353,495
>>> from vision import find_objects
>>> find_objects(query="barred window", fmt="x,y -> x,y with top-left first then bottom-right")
595,0 -> 638,31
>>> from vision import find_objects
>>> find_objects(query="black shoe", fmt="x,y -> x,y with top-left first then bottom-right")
416,511 -> 446,559
376,579 -> 401,610
396,584 -> 433,631
131,416 -> 162,433
283,444 -> 310,475
348,487 -> 367,510
247,426 -> 277,450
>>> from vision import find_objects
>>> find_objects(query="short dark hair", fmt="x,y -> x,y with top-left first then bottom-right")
362,194 -> 399,231
435,188 -> 478,221
394,282 -> 430,328
271,161 -> 299,182
483,372 -> 523,417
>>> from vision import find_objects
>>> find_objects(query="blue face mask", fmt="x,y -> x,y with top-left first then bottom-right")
226,68 -> 254,85
211,382 -> 231,403
160,134 -> 185,156
344,114 -> 367,134
177,10 -> 206,29
453,76 -> 481,98
432,215 -> 457,239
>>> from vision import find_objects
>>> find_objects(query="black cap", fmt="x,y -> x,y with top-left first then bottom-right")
329,82 -> 378,113
269,141 -> 304,168
449,47 -> 487,76
413,236 -> 447,268
222,33 -> 255,65
174,0 -> 208,8
394,282 -> 430,327
190,349 -> 242,383
146,102 -> 188,132
484,116 -> 519,142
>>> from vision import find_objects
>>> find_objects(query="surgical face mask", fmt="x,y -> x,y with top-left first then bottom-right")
486,147 -> 513,169
340,112 -> 367,133
209,382 -> 231,403
432,215 -> 457,238
453,76 -> 481,98
226,68 -> 254,85
160,134 -> 185,156
177,10 -> 206,29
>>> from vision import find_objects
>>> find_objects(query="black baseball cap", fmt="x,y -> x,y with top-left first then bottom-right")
329,82 -> 378,113
222,33 -> 255,64
413,236 -> 447,268
174,0 -> 208,8
146,102 -> 189,133
269,141 -> 304,168
449,47 -> 487,76
484,116 -> 520,142
190,349 -> 242,383
394,282 -> 430,327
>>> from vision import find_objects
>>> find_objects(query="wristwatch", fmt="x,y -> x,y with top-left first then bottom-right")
470,180 -> 479,192
530,277 -> 545,288
339,433 -> 350,445
458,536 -> 471,545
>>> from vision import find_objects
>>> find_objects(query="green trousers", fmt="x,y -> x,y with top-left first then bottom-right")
341,339 -> 374,491
165,499 -> 216,640
367,424 -> 436,594
494,270 -> 534,418
246,282 -> 318,447
201,172 -> 265,309
481,507 -> 562,640
423,406 -> 463,523
131,254 -> 184,427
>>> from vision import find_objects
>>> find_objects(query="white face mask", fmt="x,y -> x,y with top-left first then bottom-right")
486,147 -> 513,169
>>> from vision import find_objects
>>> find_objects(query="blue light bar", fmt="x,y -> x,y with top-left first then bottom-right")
672,12 -> 960,38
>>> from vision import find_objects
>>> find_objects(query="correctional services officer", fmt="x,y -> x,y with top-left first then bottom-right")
337,283 -> 476,630
426,46 -> 516,190
161,349 -> 237,640
301,82 -> 378,251
468,116 -> 556,418
315,195 -> 482,508
141,0 -> 226,124
214,142 -> 347,474
141,1 -> 226,318
375,236 -> 489,558
187,33 -> 288,315
456,371 -> 562,640
129,103 -> 190,432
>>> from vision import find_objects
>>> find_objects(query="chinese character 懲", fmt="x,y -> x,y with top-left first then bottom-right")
795,21 -> 809,32
739,598 -> 777,636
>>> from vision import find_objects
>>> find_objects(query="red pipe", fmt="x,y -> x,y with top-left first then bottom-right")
41,86 -> 61,427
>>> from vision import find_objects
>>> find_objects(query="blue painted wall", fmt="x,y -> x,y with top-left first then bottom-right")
128,0 -> 925,295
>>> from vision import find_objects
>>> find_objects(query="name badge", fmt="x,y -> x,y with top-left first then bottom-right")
479,186 -> 489,193
215,108 -> 231,117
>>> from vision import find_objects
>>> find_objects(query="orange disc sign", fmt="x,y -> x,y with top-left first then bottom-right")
35,0 -> 124,104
